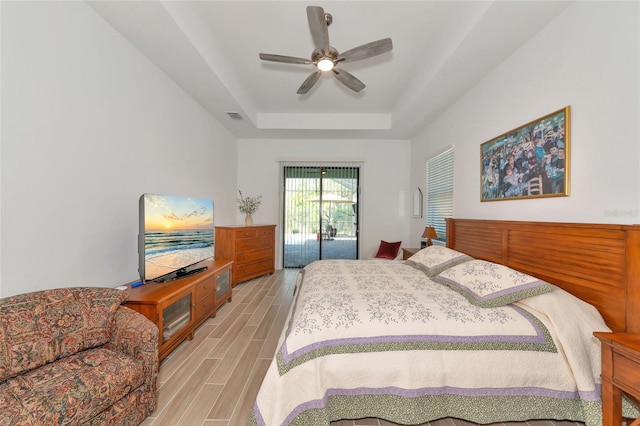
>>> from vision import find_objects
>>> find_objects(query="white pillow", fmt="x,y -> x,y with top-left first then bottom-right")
405,245 -> 473,276
432,259 -> 557,308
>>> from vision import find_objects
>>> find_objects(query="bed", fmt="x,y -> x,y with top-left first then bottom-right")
249,219 -> 640,426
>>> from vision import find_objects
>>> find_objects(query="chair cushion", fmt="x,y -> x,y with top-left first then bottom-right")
0,347 -> 145,425
0,287 -> 128,381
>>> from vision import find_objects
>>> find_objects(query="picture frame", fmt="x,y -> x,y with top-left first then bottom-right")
413,188 -> 422,218
480,106 -> 570,202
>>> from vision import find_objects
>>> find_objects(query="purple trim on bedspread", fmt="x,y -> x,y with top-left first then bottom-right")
253,401 -> 266,426
280,305 -> 547,363
253,384 -> 601,426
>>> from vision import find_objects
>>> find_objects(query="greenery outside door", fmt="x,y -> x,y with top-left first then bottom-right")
282,165 -> 359,268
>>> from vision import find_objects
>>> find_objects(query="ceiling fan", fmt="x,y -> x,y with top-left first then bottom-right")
259,6 -> 393,94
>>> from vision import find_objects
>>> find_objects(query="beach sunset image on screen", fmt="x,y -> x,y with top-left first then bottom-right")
142,194 -> 214,281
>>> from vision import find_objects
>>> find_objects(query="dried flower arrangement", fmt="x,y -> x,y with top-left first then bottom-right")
237,190 -> 262,215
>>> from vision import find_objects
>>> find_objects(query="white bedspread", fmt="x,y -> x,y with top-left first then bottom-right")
250,259 -> 610,426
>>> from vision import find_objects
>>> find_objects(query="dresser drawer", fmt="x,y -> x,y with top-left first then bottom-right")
255,227 -> 274,237
194,276 -> 215,301
236,247 -> 274,264
236,229 -> 259,238
236,235 -> 273,251
613,352 -> 640,395
234,258 -> 274,281
235,227 -> 273,239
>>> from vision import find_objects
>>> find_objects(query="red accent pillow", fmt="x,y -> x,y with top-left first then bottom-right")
375,240 -> 402,259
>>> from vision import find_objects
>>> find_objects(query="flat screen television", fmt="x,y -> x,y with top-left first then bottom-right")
138,193 -> 214,282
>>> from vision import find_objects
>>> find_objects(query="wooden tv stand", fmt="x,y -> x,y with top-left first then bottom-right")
124,259 -> 232,362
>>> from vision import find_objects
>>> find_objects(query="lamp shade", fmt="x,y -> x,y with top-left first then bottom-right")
421,226 -> 438,239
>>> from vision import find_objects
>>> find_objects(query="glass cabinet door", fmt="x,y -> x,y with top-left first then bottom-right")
216,269 -> 230,299
161,293 -> 192,343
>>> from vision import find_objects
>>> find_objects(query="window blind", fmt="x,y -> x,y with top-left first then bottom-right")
425,147 -> 454,242
279,161 -> 362,267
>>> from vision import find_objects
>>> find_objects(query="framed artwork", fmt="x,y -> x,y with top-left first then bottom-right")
480,106 -> 570,202
413,188 -> 422,218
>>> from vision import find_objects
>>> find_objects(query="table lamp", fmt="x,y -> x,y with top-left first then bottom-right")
421,226 -> 438,246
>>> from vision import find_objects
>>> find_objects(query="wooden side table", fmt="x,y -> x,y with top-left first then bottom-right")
402,247 -> 420,260
594,332 -> 640,426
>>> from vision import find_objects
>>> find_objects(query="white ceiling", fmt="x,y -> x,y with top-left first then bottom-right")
87,1 -> 572,140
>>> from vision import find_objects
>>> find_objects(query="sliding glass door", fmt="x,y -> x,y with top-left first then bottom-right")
282,164 -> 359,268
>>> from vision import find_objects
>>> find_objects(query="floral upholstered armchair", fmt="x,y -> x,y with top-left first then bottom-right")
0,287 -> 158,425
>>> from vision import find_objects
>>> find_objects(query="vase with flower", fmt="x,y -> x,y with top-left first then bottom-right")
237,190 -> 262,226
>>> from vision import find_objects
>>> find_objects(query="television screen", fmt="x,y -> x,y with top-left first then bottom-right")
139,193 -> 214,282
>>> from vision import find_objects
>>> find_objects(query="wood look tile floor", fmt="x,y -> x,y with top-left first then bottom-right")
140,269 -> 585,426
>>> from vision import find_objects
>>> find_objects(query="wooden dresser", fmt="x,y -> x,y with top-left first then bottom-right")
215,225 -> 276,287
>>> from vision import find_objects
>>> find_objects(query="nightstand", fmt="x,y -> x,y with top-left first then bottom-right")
402,247 -> 420,260
594,332 -> 640,426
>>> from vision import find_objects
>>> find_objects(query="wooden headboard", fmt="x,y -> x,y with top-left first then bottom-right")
446,218 -> 640,333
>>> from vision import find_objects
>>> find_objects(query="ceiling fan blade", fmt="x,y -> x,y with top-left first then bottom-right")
259,53 -> 312,65
332,68 -> 365,92
297,71 -> 322,94
307,6 -> 330,53
338,38 -> 393,63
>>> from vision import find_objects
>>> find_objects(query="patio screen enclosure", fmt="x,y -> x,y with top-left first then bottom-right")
281,163 -> 360,268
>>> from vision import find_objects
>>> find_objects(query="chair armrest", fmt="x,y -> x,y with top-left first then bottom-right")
104,306 -> 159,388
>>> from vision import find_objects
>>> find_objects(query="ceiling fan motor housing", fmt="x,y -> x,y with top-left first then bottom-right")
312,46 -> 338,64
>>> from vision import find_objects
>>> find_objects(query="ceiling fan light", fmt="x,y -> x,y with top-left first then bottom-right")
317,58 -> 334,71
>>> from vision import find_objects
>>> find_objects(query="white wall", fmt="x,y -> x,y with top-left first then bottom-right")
3,1 -> 637,297
410,1 -> 640,245
236,139 -> 411,264
1,2 -> 238,297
